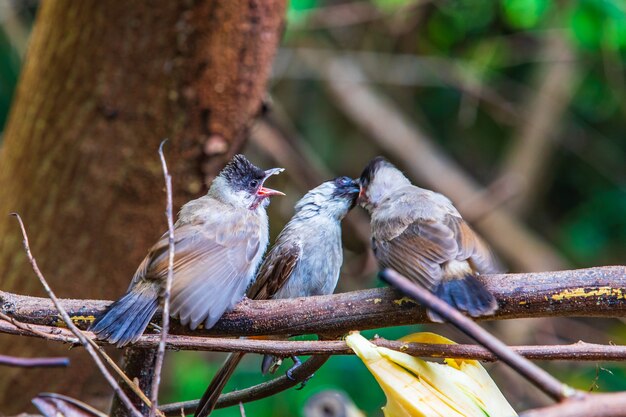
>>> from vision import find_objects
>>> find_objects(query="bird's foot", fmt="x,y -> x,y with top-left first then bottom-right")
286,356 -> 314,389
149,323 -> 162,332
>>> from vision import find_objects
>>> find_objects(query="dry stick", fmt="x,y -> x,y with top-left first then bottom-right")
84,337 -> 166,417
159,355 -> 330,416
150,140 -> 176,417
10,213 -> 143,417
0,354 -> 69,368
520,392 -> 626,417
4,318 -> 626,362
381,268 -> 579,402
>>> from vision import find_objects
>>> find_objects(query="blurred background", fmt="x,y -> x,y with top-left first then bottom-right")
0,0 -> 625,415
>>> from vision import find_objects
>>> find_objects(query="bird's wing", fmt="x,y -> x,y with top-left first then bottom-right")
135,215 -> 263,330
445,215 -> 500,274
248,239 -> 302,300
373,218 -> 458,290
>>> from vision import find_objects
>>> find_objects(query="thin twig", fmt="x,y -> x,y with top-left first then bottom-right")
150,139 -> 175,417
381,268 -> 579,402
4,318 -> 626,362
0,354 -> 69,368
159,355 -> 330,416
10,213 -> 143,417
238,402 -> 246,417
84,337 -> 166,417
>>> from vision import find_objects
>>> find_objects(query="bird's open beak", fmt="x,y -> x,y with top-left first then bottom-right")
257,168 -> 285,197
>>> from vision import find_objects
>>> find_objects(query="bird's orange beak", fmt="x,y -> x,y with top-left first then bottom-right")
257,186 -> 285,197
257,168 -> 285,197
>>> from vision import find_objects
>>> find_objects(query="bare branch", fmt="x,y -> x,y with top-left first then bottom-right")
150,140 -> 175,417
0,354 -> 69,368
2,266 -> 625,337
520,392 -> 626,417
381,269 -> 578,402
9,213 -> 143,417
3,317 -> 626,362
159,355 -> 330,416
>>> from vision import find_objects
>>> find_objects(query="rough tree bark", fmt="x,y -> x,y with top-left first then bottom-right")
0,0 -> 285,413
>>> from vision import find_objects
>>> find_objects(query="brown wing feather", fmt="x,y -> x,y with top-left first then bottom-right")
376,214 -> 499,290
373,219 -> 456,290
445,215 -> 499,274
133,218 -> 263,330
248,240 -> 301,300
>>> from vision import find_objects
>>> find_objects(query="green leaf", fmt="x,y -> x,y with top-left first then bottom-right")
502,0 -> 550,29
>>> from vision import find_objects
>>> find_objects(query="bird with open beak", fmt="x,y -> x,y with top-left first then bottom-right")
193,176 -> 360,417
358,157 -> 498,321
90,154 -> 285,346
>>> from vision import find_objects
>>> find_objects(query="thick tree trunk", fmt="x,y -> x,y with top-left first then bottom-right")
0,0 -> 285,413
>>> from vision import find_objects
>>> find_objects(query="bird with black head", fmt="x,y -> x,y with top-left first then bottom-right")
90,154 -> 284,346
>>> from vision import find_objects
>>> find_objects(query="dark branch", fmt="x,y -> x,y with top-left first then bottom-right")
3,315 -> 626,362
159,355 -> 330,416
1,266 -> 625,337
0,354 -> 69,368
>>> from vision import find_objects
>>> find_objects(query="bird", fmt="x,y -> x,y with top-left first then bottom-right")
90,154 -> 285,347
193,176 -> 360,417
358,156 -> 498,321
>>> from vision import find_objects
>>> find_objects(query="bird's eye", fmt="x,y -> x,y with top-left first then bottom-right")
340,177 -> 351,185
249,179 -> 259,188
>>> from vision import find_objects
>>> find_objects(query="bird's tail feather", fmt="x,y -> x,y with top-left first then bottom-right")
89,284 -> 159,347
429,274 -> 497,322
194,352 -> 245,417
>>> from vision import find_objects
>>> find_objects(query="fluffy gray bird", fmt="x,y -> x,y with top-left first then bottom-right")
90,154 -> 284,346
358,157 -> 498,321
193,176 -> 360,417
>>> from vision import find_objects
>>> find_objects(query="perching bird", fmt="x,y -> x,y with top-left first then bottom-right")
90,154 -> 284,347
358,157 -> 498,321
193,176 -> 360,417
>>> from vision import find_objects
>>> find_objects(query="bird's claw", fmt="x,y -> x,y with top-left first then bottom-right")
295,373 -> 314,390
285,356 -> 314,389
285,356 -> 302,380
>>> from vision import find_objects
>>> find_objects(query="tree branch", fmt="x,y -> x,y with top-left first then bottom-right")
159,355 -> 330,416
2,266 -> 625,337
519,392 -> 626,417
149,140 -> 175,417
0,354 -> 69,368
2,317 -> 626,361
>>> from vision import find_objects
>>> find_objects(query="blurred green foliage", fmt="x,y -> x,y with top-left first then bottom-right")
2,0 -> 626,415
